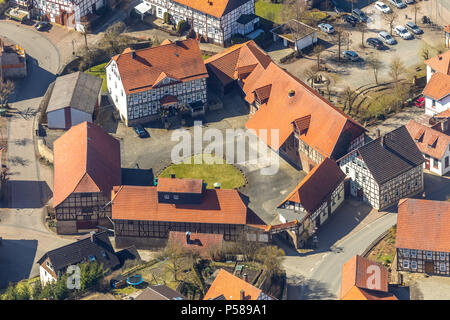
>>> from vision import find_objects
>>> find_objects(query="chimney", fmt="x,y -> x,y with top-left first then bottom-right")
131,50 -> 136,59
171,173 -> 176,179
243,273 -> 248,282
288,89 -> 295,98
90,231 -> 95,242
376,128 -> 380,138
441,119 -> 448,132
186,231 -> 191,244
240,290 -> 245,300
380,135 -> 385,146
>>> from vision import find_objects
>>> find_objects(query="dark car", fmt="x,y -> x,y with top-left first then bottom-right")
405,21 -> 423,34
366,37 -> 383,49
352,8 -> 369,23
35,21 -> 51,31
133,124 -> 149,138
343,14 -> 358,26
335,6 -> 344,14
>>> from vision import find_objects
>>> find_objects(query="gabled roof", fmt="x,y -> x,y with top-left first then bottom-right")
37,231 -> 120,272
350,126 -> 424,185
135,285 -> 187,300
47,72 -> 102,114
423,72 -> 450,101
279,158 -> 345,213
203,269 -> 263,300
157,177 -> 203,194
111,185 -> 248,225
173,0 -> 251,18
341,255 -> 391,300
168,231 -> 223,258
396,198 -> 450,252
425,50 -> 450,75
110,39 -> 208,95
245,62 -> 366,157
53,122 -> 121,207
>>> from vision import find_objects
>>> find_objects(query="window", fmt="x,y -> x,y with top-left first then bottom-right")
411,261 -> 417,269
46,261 -> 53,270
164,194 -> 170,200
440,252 -> 446,259
426,251 -> 433,259
88,255 -> 96,262
402,260 -> 409,269
101,251 -> 108,259
186,82 -> 191,90
433,158 -> 439,169
384,195 -> 388,202
440,263 -> 446,272
402,249 -> 410,257
445,156 -> 449,168
345,167 -> 349,174
173,195 -> 179,200
411,249 -> 417,258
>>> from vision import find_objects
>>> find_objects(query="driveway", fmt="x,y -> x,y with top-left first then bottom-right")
0,22 -> 74,287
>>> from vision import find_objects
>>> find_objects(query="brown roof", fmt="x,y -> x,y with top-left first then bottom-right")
135,285 -> 187,300
406,120 -> 450,159
436,109 -> 450,118
293,115 -> 311,133
157,177 -> 203,194
168,231 -> 223,258
341,255 -> 389,300
111,185 -> 248,224
203,269 -> 262,300
342,286 -> 398,300
396,198 -> 450,252
53,122 -> 121,207
173,0 -> 251,18
110,39 -> 208,95
245,62 -> 366,157
422,72 -> 450,100
425,50 -> 450,75
279,158 -> 345,213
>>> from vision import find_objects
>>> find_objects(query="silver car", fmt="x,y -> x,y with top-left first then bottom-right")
378,31 -> 397,45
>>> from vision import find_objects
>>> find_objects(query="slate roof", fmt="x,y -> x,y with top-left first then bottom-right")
37,231 -> 120,272
396,198 -> 450,252
47,72 -> 102,114
237,13 -> 258,25
135,285 -> 187,300
350,126 -> 424,185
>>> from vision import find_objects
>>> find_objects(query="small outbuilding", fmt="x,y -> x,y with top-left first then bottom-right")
271,19 -> 318,52
46,72 -> 102,130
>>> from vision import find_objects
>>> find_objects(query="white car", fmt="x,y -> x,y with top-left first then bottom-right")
318,23 -> 335,34
394,25 -> 413,39
378,31 -> 397,45
374,1 -> 392,13
389,0 -> 406,8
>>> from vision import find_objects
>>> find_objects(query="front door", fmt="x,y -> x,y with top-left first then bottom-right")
425,156 -> 430,170
315,216 -> 321,228
357,188 -> 363,199
425,262 -> 434,274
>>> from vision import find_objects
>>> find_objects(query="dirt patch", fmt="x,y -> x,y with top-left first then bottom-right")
367,226 -> 397,269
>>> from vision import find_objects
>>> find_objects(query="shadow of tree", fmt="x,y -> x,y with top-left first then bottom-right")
8,156 -> 30,167
287,275 -> 337,300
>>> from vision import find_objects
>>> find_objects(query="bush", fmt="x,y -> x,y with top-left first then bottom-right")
176,20 -> 189,34
229,35 -> 250,45
163,12 -> 170,24
254,31 -> 273,49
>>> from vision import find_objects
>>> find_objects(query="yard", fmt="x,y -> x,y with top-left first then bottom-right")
158,154 -> 246,189
84,62 -> 108,93
366,226 -> 397,269
255,0 -> 284,24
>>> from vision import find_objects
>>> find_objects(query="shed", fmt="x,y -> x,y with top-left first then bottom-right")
271,19 -> 318,52
46,72 -> 102,130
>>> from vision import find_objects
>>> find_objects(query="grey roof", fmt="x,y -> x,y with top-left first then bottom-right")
46,71 -> 102,114
37,231 -> 120,272
357,126 -> 424,184
277,208 -> 308,223
135,285 -> 187,300
237,13 -> 258,25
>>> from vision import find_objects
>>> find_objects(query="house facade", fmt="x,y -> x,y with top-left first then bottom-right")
277,157 -> 345,248
53,122 -> 121,234
338,126 -> 424,210
143,0 -> 258,45
106,39 -> 208,126
424,50 -> 450,116
396,199 -> 450,276
406,119 -> 450,176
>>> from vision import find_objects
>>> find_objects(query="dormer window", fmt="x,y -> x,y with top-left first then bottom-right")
173,195 -> 179,200
88,255 -> 96,262
164,194 -> 170,200
46,261 -> 53,271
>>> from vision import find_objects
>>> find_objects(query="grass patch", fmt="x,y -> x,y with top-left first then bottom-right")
202,54 -> 212,60
85,62 -> 108,93
159,154 -> 246,189
255,0 -> 284,24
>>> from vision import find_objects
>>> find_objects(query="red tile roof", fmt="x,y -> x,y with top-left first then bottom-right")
422,72 -> 450,100
341,255 -> 390,300
110,39 -> 208,95
396,198 -> 450,252
53,122 -> 121,207
245,62 -> 366,156
111,185 -> 248,224
279,158 -> 345,213
168,231 -> 223,258
406,120 -> 450,159
342,286 -> 398,300
173,0 -> 251,18
436,109 -> 450,118
425,50 -> 450,75
157,177 -> 203,194
203,269 -> 262,300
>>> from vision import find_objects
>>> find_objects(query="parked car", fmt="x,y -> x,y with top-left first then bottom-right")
318,23 -> 335,34
133,124 -> 149,138
366,37 -> 383,49
414,96 -> 425,108
335,6 -> 344,14
343,51 -> 359,61
405,21 -> 423,34
35,21 -> 51,31
404,0 -> 414,4
374,1 -> 392,13
395,25 -> 413,39
378,31 -> 397,45
389,0 -> 406,8
352,8 -> 369,23
342,14 -> 358,26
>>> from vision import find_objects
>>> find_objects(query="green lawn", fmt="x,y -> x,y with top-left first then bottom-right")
255,0 -> 284,24
202,54 -> 212,60
85,62 -> 108,93
159,154 -> 246,189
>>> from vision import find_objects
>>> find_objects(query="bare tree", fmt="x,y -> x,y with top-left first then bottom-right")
313,44 -> 325,71
256,246 -> 285,280
357,23 -> 367,47
389,56 -> 406,83
341,86 -> 358,114
383,10 -> 398,36
334,27 -> 345,62
305,67 -> 320,88
326,73 -> 340,101
420,43 -> 432,60
281,0 -> 307,22
160,240 -> 185,282
366,53 -> 383,84
412,3 -> 421,24
0,80 -> 15,108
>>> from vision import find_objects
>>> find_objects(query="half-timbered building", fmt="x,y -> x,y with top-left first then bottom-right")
277,157 -> 345,248
337,126 -> 424,210
53,121 -> 121,234
396,198 -> 450,276
111,177 -> 269,249
143,0 -> 259,46
106,39 -> 208,126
